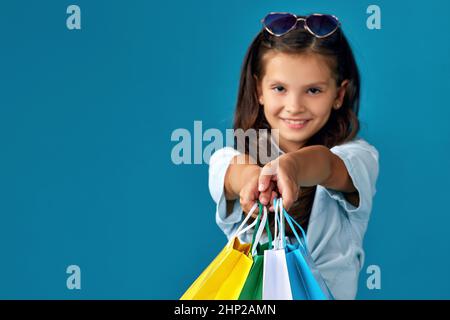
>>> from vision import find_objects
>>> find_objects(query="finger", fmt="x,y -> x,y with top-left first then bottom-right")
270,190 -> 278,206
268,189 -> 280,212
258,162 -> 277,192
258,181 -> 274,205
278,180 -> 298,211
240,194 -> 256,216
258,174 -> 272,193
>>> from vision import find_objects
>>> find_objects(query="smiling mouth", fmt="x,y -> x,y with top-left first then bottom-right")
280,118 -> 311,129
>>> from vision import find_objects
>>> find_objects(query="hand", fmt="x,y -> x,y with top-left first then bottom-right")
238,166 -> 261,218
258,153 -> 300,211
239,166 -> 277,217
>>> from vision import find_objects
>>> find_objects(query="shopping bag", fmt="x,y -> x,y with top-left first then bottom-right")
262,199 -> 293,300
239,204 -> 272,300
281,199 -> 334,300
180,203 -> 260,300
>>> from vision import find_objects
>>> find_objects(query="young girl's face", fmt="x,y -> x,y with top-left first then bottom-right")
256,52 -> 348,153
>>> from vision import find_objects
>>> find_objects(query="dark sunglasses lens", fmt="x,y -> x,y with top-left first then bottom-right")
264,13 -> 297,35
306,15 -> 339,37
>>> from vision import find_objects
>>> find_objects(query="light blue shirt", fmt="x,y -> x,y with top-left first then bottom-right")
208,137 -> 379,300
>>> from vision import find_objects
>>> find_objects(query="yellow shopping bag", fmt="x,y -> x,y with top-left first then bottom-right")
180,203 -> 263,300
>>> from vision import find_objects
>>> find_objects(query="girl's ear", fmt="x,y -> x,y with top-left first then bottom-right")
333,79 -> 349,110
254,74 -> 264,105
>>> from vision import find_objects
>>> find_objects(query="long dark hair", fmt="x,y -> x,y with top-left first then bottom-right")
233,15 -> 360,234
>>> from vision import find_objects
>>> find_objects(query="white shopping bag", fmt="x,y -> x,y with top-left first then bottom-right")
262,198 -> 293,300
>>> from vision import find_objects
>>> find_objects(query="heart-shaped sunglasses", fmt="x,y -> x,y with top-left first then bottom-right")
261,12 -> 341,38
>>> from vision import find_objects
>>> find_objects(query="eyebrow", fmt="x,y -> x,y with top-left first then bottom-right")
267,79 -> 329,87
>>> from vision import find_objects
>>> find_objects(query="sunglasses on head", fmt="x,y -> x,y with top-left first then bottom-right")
261,12 -> 341,38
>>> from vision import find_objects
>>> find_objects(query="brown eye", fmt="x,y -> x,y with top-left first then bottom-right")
307,87 -> 322,95
273,86 -> 285,93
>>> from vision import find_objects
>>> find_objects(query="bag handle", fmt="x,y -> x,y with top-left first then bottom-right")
250,204 -> 266,256
272,197 -> 309,251
272,197 -> 286,249
250,203 -> 273,256
272,198 -> 279,249
281,206 -> 309,251
231,202 -> 259,240
278,198 -> 286,249
250,203 -> 263,246
264,211 -> 273,250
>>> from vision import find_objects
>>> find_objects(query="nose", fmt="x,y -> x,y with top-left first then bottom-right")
285,93 -> 306,114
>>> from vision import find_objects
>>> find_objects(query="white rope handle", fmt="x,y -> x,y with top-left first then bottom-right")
278,198 -> 286,249
251,205 -> 268,256
231,202 -> 259,240
273,198 -> 279,249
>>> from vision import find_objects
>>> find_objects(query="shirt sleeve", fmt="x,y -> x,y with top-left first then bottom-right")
208,147 -> 245,240
323,138 -> 380,218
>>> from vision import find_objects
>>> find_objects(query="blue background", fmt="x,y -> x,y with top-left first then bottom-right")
1,0 -> 449,299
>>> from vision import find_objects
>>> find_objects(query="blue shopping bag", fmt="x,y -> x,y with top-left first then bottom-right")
274,198 -> 334,300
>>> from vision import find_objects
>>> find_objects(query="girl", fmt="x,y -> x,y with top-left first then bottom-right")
208,12 -> 379,299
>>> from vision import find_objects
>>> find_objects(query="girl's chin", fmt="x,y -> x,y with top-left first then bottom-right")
278,139 -> 305,152
278,134 -> 309,152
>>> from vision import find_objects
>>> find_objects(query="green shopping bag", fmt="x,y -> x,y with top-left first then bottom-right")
239,204 -> 273,300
